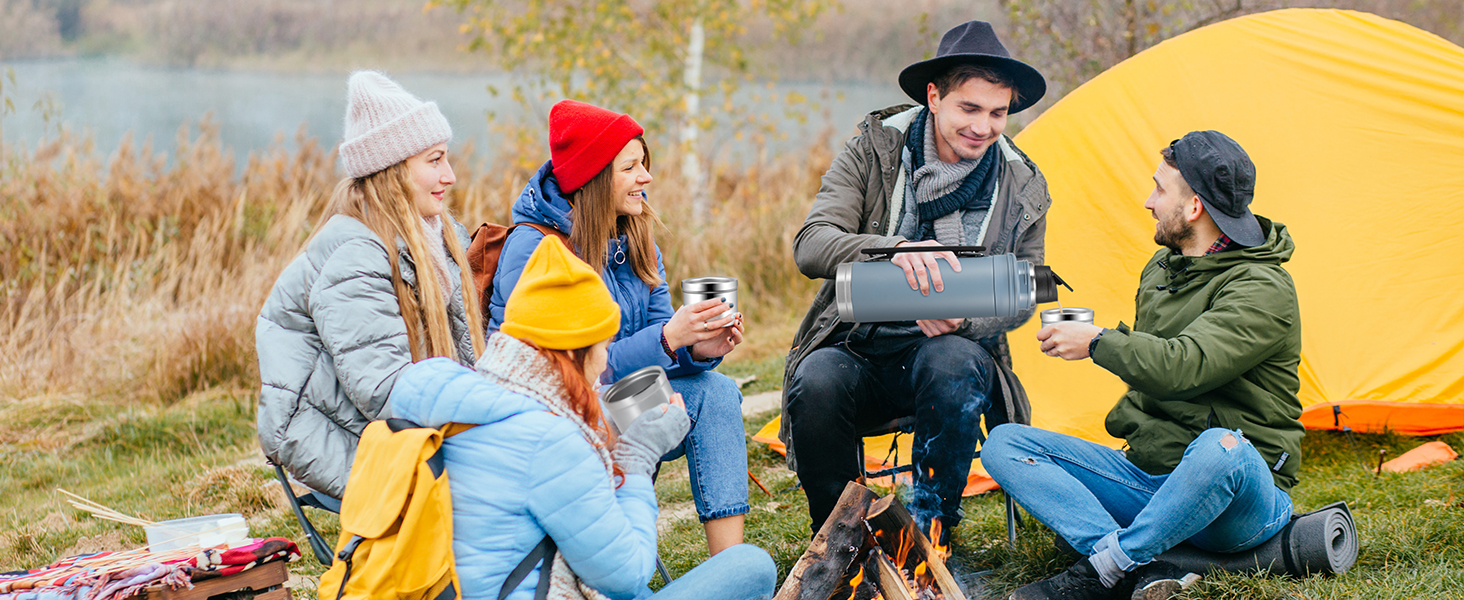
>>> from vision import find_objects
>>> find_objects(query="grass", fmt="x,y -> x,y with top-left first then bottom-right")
6,387 -> 1464,598
646,409 -> 1464,599
3,115 -> 1464,600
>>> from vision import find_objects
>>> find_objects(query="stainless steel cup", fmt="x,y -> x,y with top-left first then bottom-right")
602,366 -> 673,434
1040,307 -> 1095,326
681,276 -> 738,327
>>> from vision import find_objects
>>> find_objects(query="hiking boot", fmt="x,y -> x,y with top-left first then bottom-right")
1127,561 -> 1200,600
1008,557 -> 1115,600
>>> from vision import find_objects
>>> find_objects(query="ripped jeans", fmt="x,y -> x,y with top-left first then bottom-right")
983,425 -> 1292,579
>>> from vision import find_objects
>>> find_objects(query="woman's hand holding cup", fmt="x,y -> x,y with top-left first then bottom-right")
611,392 -> 691,477
690,313 -> 744,361
663,298 -> 739,351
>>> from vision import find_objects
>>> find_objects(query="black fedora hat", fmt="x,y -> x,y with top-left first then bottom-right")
898,21 -> 1046,114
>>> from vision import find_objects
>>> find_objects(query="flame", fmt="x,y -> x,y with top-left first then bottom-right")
928,519 -> 950,560
894,525 -> 914,566
845,565 -> 864,600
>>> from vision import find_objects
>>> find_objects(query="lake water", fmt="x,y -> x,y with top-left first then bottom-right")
2,58 -> 912,170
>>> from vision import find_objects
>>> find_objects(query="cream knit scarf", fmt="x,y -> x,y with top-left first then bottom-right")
474,334 -> 613,600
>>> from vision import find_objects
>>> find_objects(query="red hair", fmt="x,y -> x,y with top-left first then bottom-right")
532,343 -> 626,485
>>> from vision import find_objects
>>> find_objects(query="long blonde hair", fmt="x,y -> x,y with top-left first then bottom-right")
567,137 -> 662,287
319,161 -> 485,362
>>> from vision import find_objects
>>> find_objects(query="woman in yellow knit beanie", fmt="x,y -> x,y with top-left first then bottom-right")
387,235 -> 776,599
501,235 -> 622,351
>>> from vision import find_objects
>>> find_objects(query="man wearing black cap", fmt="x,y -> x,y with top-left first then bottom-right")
983,131 -> 1303,600
781,20 -> 1053,539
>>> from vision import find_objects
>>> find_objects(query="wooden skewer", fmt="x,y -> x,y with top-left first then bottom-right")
55,488 -> 157,527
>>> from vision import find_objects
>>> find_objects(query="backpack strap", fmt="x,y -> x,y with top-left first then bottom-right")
499,535 -> 558,600
466,222 -> 570,327
519,222 -> 567,243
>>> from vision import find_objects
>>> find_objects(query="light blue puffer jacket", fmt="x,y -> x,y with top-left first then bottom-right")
256,214 -> 477,498
389,347 -> 660,600
487,161 -> 718,382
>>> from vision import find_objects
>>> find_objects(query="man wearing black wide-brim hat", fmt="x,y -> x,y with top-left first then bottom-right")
781,20 -> 1052,542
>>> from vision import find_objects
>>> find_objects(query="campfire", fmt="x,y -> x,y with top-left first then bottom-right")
775,482 -> 965,600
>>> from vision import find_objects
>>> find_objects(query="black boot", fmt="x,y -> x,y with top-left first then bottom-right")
1126,561 -> 1200,600
1008,557 -> 1115,600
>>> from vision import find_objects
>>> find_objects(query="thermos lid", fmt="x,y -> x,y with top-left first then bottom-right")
1040,307 -> 1094,325
1034,266 -> 1071,304
681,276 -> 737,293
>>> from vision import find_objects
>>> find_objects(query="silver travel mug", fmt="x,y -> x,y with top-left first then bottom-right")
1040,307 -> 1095,326
681,276 -> 738,327
602,366 -> 674,434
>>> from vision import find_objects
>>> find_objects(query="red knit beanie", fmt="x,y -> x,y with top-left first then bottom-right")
549,100 -> 645,194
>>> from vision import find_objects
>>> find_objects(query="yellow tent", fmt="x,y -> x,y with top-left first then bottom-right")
1010,8 -> 1464,444
754,8 -> 1464,494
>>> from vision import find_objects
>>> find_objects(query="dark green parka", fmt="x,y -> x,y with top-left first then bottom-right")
1093,216 -> 1304,491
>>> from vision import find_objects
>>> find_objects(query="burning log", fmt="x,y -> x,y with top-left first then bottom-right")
865,496 -> 964,599
774,482 -> 880,600
774,483 -> 966,600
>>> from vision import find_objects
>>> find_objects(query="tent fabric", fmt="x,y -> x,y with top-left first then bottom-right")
1008,8 -> 1464,445
1380,441 -> 1458,473
753,8 -> 1464,496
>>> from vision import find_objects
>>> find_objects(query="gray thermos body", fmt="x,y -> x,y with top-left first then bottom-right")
836,253 -> 1060,323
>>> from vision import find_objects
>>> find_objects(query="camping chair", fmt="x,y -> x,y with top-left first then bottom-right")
856,412 -> 1024,545
271,461 -> 339,566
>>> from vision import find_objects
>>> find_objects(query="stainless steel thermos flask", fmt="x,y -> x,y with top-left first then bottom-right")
835,249 -> 1068,323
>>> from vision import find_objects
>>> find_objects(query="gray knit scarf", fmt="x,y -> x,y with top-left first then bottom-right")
910,111 -> 985,245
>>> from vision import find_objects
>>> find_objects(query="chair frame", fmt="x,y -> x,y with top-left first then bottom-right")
271,462 -> 338,566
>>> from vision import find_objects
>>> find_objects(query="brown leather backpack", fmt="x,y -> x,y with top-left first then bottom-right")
465,222 -> 567,324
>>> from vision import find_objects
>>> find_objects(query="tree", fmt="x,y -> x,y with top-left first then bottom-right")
433,0 -> 834,224
998,0 -> 1264,112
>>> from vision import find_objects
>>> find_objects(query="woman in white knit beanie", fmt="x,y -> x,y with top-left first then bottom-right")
254,70 -> 484,499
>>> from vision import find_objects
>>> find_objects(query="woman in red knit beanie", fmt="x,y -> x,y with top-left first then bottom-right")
487,100 -> 751,556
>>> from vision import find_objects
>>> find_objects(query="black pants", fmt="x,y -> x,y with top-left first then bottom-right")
786,330 -> 996,534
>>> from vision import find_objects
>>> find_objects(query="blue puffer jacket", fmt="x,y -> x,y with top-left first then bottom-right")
487,161 -> 718,381
389,350 -> 660,600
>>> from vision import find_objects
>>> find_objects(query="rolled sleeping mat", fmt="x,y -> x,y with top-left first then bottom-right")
1154,502 -> 1358,577
1054,501 -> 1358,577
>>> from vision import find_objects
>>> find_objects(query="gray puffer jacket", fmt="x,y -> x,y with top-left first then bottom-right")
256,214 -> 477,498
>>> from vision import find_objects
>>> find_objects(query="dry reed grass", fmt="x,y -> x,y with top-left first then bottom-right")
0,118 -> 828,410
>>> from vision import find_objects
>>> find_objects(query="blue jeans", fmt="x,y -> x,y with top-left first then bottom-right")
661,371 -> 750,522
785,331 -> 995,533
983,425 -> 1292,579
645,544 -> 776,600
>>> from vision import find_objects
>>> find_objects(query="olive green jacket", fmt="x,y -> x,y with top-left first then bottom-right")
1095,216 -> 1303,491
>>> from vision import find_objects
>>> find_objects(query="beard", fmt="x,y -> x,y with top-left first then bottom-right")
1153,204 -> 1195,253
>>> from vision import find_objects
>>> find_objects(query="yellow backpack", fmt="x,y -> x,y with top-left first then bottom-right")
318,419 -> 474,600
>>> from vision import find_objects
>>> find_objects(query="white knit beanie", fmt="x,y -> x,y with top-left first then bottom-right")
339,71 -> 453,179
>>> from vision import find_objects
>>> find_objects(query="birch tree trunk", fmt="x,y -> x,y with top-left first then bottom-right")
681,18 -> 707,226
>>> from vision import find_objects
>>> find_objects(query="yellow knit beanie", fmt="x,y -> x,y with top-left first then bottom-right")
501,236 -> 622,350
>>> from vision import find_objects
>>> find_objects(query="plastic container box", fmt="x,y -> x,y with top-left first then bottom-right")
145,513 -> 249,552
